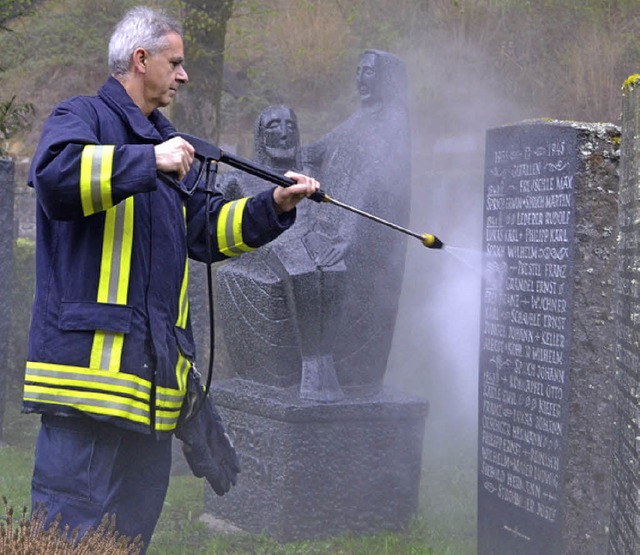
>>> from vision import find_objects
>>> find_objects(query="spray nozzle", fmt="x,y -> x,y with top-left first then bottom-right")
421,234 -> 444,249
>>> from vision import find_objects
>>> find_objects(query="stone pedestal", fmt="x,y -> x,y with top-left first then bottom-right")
204,378 -> 428,542
478,121 -> 620,555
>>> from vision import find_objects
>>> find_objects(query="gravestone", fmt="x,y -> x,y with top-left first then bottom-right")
609,79 -> 640,555
0,157 -> 15,443
478,121 -> 620,555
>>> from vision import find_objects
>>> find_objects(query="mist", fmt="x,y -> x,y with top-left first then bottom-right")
382,34 -> 548,529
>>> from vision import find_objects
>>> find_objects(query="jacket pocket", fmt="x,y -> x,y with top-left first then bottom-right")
58,301 -> 133,333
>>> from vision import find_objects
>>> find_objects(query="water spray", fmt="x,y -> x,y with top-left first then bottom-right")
164,132 -> 444,250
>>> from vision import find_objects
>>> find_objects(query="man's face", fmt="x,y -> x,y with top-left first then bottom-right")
356,52 -> 379,105
143,31 -> 188,111
261,106 -> 298,163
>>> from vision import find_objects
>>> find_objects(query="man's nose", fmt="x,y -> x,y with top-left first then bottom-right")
177,66 -> 188,84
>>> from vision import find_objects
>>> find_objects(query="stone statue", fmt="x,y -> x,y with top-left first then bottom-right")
216,105 -> 347,402
205,56 -> 425,538
304,49 -> 412,391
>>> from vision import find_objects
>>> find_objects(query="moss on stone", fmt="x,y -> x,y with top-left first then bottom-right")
621,74 -> 640,93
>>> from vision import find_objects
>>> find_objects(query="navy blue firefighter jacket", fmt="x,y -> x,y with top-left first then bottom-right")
23,77 -> 295,436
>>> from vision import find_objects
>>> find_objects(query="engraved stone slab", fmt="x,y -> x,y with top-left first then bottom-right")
0,157 -> 15,442
478,121 -> 619,555
610,82 -> 640,555
204,378 -> 428,541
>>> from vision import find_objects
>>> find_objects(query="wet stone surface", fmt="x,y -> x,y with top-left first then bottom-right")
478,121 -> 620,555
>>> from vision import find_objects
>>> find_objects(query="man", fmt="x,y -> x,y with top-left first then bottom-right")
22,5 -> 319,549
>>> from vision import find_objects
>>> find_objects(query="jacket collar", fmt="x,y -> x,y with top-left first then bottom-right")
98,76 -> 176,142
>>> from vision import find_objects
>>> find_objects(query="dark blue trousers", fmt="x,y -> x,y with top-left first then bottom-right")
31,414 -> 172,552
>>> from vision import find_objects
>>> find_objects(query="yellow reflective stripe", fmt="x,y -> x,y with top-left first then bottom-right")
90,196 -> 134,371
24,385 -> 150,424
173,205 -> 191,393
155,410 -> 182,431
26,371 -> 150,402
80,145 -> 115,216
156,385 -> 185,406
176,259 -> 189,328
174,352 -> 190,392
92,332 -> 126,373
24,361 -> 185,432
217,197 -> 254,257
98,197 -> 134,304
155,384 -> 183,431
176,206 -> 189,329
26,361 -> 151,396
100,146 -> 115,210
80,145 -> 94,215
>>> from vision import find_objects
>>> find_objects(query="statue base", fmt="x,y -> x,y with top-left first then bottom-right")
203,378 -> 429,542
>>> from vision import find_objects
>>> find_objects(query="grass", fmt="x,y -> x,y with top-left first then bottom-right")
1,378 -> 476,554
149,491 -> 476,555
0,445 -> 475,554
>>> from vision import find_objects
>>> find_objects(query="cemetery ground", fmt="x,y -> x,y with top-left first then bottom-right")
0,380 -> 476,555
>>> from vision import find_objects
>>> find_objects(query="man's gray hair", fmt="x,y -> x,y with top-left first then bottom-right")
108,6 -> 183,77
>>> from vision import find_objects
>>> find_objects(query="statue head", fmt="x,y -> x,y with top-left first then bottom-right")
254,105 -> 301,170
356,49 -> 407,107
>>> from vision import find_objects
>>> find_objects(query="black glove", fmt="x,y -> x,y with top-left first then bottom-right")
175,369 -> 241,495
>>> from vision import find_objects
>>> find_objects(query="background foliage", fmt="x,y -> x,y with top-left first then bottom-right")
2,0 -> 640,553
2,0 -> 640,159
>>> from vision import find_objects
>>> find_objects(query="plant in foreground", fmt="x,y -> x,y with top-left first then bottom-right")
0,496 -> 143,554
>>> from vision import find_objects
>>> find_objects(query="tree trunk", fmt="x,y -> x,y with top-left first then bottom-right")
172,0 -> 234,142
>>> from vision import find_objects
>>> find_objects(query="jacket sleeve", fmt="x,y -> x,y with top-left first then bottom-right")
186,187 -> 296,263
28,98 -> 158,220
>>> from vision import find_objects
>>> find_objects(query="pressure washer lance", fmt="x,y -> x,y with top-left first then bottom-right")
165,132 -> 444,250
316,191 -> 444,249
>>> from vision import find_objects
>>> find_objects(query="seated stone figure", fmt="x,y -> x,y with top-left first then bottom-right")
304,49 -> 412,391
216,105 -> 347,401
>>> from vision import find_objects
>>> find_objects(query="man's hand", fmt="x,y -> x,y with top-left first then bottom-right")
273,171 -> 320,213
155,136 -> 195,180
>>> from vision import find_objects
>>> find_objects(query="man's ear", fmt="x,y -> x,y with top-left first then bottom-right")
132,47 -> 147,73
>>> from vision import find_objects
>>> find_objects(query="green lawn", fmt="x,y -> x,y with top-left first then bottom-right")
1,389 -> 476,555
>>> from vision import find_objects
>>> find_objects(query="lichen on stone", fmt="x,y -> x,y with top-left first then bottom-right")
621,74 -> 640,93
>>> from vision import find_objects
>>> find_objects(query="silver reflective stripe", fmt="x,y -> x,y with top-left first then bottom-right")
24,387 -> 150,422
26,364 -> 151,400
90,196 -> 134,371
90,147 -> 105,212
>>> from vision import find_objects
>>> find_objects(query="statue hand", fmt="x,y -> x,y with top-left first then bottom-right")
314,239 -> 349,267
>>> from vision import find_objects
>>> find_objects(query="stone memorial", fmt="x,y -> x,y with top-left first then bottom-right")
0,157 -> 15,443
216,104 -> 346,402
203,50 -> 428,541
478,121 -> 620,554
304,49 -> 411,390
609,78 -> 640,555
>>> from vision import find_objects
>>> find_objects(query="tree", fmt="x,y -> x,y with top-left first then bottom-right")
171,0 -> 235,142
0,0 -> 36,155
